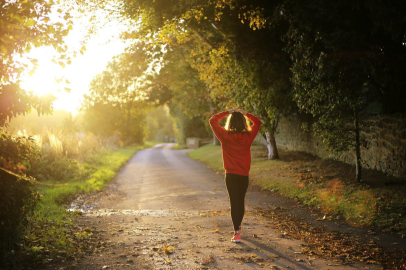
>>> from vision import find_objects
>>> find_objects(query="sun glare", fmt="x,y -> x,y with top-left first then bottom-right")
20,47 -> 63,97
19,9 -> 130,114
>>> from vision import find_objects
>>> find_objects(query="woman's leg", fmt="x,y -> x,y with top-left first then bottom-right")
225,173 -> 249,231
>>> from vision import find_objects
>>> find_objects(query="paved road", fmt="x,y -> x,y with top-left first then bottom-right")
114,143 -> 229,212
65,144 -> 382,270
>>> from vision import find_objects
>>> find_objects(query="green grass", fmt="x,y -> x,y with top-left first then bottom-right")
188,144 -> 406,234
24,143 -> 152,261
187,144 -> 223,170
171,144 -> 188,150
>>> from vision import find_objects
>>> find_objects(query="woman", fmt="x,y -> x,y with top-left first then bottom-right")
209,108 -> 262,242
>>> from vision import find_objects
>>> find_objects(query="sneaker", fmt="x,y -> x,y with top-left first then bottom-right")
231,233 -> 241,243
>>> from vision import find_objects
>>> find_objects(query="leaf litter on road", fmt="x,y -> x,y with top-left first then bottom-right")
255,207 -> 406,269
201,253 -> 215,265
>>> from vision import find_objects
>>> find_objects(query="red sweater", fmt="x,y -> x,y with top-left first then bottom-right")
209,111 -> 262,176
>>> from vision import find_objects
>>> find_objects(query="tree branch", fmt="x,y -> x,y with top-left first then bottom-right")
188,27 -> 215,49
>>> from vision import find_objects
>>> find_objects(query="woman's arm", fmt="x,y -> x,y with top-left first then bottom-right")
209,110 -> 230,142
246,112 -> 262,140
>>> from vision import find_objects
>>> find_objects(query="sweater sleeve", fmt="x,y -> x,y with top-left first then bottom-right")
209,111 -> 229,142
247,113 -> 262,141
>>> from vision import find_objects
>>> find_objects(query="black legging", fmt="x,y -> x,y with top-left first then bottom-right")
225,173 -> 249,231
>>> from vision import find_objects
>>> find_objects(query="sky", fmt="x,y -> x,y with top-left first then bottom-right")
20,9 -> 130,115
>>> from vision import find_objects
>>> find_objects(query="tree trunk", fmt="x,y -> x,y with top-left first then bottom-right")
209,101 -> 220,146
265,129 -> 279,160
354,111 -> 362,182
213,132 -> 220,146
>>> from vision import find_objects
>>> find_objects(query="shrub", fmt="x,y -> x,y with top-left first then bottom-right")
27,129 -> 116,182
0,169 -> 39,266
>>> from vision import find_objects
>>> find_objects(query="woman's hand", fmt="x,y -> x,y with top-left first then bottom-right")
228,108 -> 237,113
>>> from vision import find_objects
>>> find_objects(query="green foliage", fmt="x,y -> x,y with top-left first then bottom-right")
0,129 -> 35,169
280,0 -> 406,179
147,45 -> 213,143
0,0 -> 73,125
0,169 -> 39,264
156,47 -> 210,118
374,192 -> 406,234
82,49 -> 150,145
189,144 -> 406,235
0,3 -> 76,259
168,104 -> 210,144
6,109 -> 74,134
118,0 -> 406,165
30,156 -> 89,183
117,0 -> 295,158
0,86 -> 55,127
4,124 -> 119,184
0,127 -> 124,265
145,107 -> 175,141
283,0 -> 406,120
27,128 -> 115,183
284,0 -> 377,152
18,145 -> 149,266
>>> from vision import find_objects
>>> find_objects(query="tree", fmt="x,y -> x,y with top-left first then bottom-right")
282,0 -> 406,181
0,0 -> 73,126
152,47 -> 212,144
118,0 -> 295,159
0,0 -> 74,175
145,107 -> 175,142
82,49 -> 149,144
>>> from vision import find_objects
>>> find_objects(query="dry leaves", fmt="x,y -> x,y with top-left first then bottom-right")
255,208 -> 406,269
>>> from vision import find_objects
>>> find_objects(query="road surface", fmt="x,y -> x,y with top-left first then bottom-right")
60,144 -> 383,269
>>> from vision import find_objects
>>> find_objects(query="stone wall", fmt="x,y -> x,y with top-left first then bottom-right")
258,113 -> 406,179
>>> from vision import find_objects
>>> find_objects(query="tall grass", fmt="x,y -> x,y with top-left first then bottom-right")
22,144 -> 152,264
10,127 -> 152,265
14,128 -> 120,182
19,128 -> 118,160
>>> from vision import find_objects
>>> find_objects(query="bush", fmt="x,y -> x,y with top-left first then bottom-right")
0,169 -> 39,266
26,129 -> 115,182
29,155 -> 89,183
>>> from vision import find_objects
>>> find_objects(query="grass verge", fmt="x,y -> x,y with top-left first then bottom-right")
22,143 -> 152,264
188,144 -> 406,236
171,144 -> 188,150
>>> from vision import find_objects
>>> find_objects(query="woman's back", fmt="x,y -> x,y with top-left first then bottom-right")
209,110 -> 262,176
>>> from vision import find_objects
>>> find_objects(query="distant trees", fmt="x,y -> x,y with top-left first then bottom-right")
117,0 -> 295,159
151,47 -> 212,145
77,0 -> 406,180
145,107 -> 175,142
81,49 -> 149,144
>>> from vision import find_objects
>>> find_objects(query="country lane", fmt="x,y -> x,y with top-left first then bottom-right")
56,143 -> 382,270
